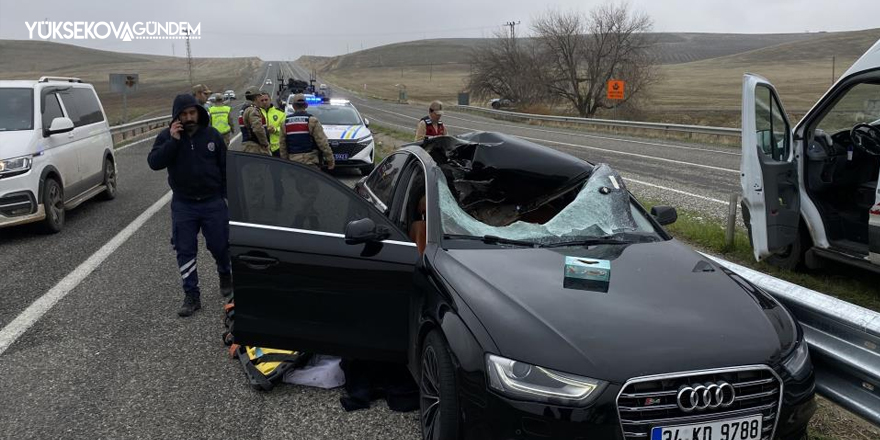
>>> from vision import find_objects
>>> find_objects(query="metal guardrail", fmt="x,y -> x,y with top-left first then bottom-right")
455,105 -> 742,138
109,115 -> 171,146
703,254 -> 880,427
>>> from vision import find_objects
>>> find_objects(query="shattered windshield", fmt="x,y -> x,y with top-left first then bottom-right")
438,163 -> 660,245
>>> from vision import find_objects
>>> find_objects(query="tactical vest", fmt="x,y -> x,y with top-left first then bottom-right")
240,104 -> 267,144
265,107 -> 285,152
209,105 -> 232,134
284,111 -> 317,154
422,116 -> 446,137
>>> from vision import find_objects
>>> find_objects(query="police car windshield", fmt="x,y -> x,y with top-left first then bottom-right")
307,105 -> 362,126
0,88 -> 34,132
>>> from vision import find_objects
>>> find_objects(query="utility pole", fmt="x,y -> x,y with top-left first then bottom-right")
504,21 -> 521,39
185,29 -> 194,86
831,56 -> 836,85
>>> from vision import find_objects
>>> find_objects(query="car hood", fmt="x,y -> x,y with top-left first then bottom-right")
323,124 -> 369,142
0,130 -> 38,159
436,239 -> 797,384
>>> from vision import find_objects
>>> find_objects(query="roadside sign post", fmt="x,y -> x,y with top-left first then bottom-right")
110,73 -> 139,123
607,80 -> 625,121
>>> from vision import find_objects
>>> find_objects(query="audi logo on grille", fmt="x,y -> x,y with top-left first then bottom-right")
676,382 -> 736,412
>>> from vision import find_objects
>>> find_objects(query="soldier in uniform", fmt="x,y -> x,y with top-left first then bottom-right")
279,94 -> 336,228
240,91 -> 271,155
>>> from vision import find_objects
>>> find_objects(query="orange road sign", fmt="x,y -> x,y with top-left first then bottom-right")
607,80 -> 625,100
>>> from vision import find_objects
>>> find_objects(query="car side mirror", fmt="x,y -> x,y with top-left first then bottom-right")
46,117 -> 74,137
345,218 -> 391,245
651,206 -> 678,226
364,118 -> 370,127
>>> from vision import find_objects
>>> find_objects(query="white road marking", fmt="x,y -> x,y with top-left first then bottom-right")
358,104 -> 739,174
115,136 -> 156,152
0,190 -> 173,356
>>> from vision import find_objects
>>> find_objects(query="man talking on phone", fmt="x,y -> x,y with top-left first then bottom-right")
148,94 -> 233,317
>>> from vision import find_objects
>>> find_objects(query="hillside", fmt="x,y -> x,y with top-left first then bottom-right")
0,40 -> 262,123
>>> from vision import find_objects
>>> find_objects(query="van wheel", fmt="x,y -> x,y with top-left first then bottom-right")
420,330 -> 460,440
42,178 -> 64,233
743,205 -> 806,271
100,158 -> 118,200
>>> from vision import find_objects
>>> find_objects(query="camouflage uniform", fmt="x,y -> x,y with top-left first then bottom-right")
241,105 -> 271,156
279,114 -> 335,169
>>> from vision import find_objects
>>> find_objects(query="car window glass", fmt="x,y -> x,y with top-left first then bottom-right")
58,88 -> 104,128
307,105 -> 362,126
816,81 -> 880,134
365,153 -> 408,207
0,88 -> 34,132
754,84 -> 790,162
234,155 -> 392,235
42,93 -> 64,131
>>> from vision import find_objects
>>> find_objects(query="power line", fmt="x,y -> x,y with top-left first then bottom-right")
504,21 -> 521,39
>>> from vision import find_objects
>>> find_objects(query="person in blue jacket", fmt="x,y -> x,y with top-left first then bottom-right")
148,94 -> 232,317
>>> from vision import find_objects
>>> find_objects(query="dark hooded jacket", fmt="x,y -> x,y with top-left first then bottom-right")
148,94 -> 227,200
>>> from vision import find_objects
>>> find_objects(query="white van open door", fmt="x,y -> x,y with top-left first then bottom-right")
740,74 -> 801,261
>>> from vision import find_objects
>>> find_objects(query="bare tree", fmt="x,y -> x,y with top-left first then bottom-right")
533,4 -> 657,118
466,29 -> 545,106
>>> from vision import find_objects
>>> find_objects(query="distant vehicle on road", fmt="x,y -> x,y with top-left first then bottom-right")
0,76 -> 117,232
284,96 -> 375,175
488,98 -> 513,109
269,63 -> 273,67
265,79 -> 272,86
741,37 -> 880,273
223,90 -> 236,100
227,132 -> 815,440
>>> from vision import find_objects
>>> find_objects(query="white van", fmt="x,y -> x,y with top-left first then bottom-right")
0,77 -> 117,233
741,39 -> 880,273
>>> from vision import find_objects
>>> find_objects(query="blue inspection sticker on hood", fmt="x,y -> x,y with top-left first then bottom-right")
564,256 -> 611,293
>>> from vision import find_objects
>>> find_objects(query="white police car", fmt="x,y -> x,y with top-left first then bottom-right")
285,96 -> 375,175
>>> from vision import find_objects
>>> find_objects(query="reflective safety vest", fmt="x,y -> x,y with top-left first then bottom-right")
264,107 -> 285,152
284,111 -> 317,154
209,105 -> 232,134
422,116 -> 446,137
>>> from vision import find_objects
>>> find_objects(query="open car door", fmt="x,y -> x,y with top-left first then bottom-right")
226,152 -> 419,362
740,74 -> 800,261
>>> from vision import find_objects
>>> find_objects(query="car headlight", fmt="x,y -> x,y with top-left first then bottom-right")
783,341 -> 811,380
0,155 -> 33,176
356,135 -> 374,147
486,354 -> 606,406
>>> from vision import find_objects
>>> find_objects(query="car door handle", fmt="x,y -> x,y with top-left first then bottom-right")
237,254 -> 279,269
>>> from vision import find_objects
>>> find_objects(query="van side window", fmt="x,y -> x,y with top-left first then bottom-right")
754,85 -> 790,162
42,93 -> 64,131
58,88 -> 105,127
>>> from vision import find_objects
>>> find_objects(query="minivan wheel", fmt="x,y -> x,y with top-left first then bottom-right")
42,178 -> 64,233
420,330 -> 460,440
100,158 -> 117,200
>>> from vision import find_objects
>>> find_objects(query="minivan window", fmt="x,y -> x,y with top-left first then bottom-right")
0,88 -> 34,132
42,93 -> 64,132
59,88 -> 105,127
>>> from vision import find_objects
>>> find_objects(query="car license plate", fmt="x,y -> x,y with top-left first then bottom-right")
650,415 -> 762,440
334,153 -> 348,161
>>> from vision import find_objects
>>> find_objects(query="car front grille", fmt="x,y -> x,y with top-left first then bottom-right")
616,366 -> 782,440
330,141 -> 366,158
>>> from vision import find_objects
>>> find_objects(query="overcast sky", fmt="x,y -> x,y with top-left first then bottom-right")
1,0 -> 878,60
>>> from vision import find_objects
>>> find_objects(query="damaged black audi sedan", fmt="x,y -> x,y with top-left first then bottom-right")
226,132 -> 816,440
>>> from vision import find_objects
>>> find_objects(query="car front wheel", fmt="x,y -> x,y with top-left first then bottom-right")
42,178 -> 64,233
420,330 -> 460,440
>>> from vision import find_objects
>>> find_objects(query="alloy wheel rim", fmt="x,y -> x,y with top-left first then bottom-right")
49,184 -> 63,223
420,346 -> 441,440
106,162 -> 117,194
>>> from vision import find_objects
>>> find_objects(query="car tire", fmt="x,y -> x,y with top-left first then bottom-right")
100,157 -> 118,201
42,178 -> 64,233
491,101 -> 501,110
420,330 -> 460,440
360,163 -> 375,176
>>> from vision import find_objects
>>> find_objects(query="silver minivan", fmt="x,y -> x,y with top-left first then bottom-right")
0,76 -> 117,233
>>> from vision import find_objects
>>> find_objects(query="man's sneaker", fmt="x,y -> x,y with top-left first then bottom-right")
178,295 -> 202,317
219,273 -> 233,298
